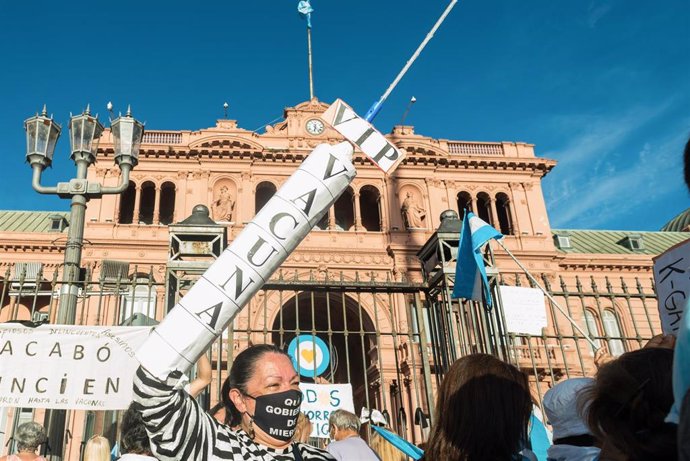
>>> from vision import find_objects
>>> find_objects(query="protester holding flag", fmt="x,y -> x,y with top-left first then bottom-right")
422,353 -> 535,461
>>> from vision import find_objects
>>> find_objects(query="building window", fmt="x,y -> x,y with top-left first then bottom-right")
476,192 -> 493,225
159,182 -> 176,225
255,181 -> 277,214
602,309 -> 625,356
584,309 -> 625,357
495,193 -> 513,235
554,233 -> 572,249
139,181 -> 156,224
359,186 -> 381,231
334,187 -> 355,231
620,235 -> 644,251
119,182 -> 136,224
457,192 -> 472,221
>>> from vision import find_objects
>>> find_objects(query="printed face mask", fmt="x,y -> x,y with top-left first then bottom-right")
245,389 -> 303,442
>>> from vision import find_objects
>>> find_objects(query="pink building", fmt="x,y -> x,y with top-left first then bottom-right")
0,98 -> 686,459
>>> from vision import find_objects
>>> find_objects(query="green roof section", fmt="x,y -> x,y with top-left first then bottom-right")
0,211 -> 69,233
552,229 -> 689,255
661,207 -> 690,232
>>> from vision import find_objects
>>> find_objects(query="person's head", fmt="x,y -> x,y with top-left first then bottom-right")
83,435 -> 110,461
328,409 -> 361,441
371,430 -> 406,461
223,344 -> 302,447
425,353 -> 532,461
293,412 -> 312,443
15,421 -> 47,453
583,347 -> 676,461
121,404 -> 153,455
543,377 -> 595,443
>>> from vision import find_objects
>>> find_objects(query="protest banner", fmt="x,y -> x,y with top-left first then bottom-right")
299,383 -> 354,438
653,238 -> 690,335
499,285 -> 548,336
322,99 -> 405,174
0,324 -> 150,410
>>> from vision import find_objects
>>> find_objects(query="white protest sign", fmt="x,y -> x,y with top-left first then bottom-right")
137,142 -> 357,379
0,324 -> 150,410
653,238 -> 690,335
299,383 -> 355,439
322,99 -> 405,174
499,285 -> 548,336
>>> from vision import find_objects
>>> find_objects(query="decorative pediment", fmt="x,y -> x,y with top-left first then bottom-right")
190,136 -> 264,152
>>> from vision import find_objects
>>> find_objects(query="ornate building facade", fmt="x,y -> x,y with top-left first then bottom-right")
0,99 -> 686,459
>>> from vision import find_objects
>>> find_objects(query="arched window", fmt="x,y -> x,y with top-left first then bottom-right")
457,191 -> 472,221
495,193 -> 513,235
159,182 -> 176,225
359,186 -> 381,231
603,310 -> 625,356
255,181 -> 277,214
334,188 -> 355,231
118,181 -> 136,224
584,309 -> 625,356
476,192 -> 493,225
139,181 -> 156,224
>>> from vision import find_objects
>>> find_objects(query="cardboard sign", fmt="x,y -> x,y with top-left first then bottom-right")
499,286 -> 548,336
653,238 -> 690,335
0,325 -> 150,410
136,142 -> 357,379
322,99 -> 405,174
299,383 -> 355,439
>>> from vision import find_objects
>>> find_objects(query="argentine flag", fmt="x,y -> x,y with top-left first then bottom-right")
452,212 -> 503,307
298,0 -> 313,28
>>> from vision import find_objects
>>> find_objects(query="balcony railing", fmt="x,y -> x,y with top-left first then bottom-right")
142,131 -> 182,144
447,142 -> 504,156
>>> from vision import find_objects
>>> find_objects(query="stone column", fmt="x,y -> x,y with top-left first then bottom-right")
354,192 -> 362,231
328,206 -> 336,230
490,198 -> 500,228
152,185 -> 161,225
132,184 -> 142,224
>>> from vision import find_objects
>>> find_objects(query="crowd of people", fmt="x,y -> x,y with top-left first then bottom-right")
3,138 -> 690,461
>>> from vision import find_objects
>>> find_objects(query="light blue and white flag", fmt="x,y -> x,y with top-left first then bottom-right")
451,212 -> 503,307
298,0 -> 314,28
371,425 -> 424,460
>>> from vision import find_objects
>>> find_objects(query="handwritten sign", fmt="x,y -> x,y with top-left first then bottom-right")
0,325 -> 150,410
499,286 -> 548,336
653,238 -> 690,335
299,383 -> 354,438
136,142 -> 357,379
322,99 -> 405,174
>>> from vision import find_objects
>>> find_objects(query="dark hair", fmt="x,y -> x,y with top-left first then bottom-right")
208,377 -> 233,425
583,348 -> 676,461
424,353 -> 532,461
121,404 -> 152,455
683,138 -> 690,190
222,344 -> 290,427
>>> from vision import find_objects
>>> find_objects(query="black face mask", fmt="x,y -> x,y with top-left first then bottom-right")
245,389 -> 303,442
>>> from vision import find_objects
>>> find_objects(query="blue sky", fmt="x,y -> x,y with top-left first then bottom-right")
0,0 -> 688,231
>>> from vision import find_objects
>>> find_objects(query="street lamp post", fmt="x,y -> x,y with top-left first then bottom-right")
24,104 -> 143,459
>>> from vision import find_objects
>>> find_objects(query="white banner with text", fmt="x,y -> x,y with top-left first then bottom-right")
0,324 -> 151,410
653,238 -> 690,335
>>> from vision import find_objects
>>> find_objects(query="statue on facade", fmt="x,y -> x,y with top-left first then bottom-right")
401,192 -> 426,229
211,186 -> 234,222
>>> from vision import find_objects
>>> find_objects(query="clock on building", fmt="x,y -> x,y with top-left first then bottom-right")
305,118 -> 325,135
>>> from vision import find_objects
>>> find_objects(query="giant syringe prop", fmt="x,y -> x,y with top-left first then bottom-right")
138,100 -> 408,378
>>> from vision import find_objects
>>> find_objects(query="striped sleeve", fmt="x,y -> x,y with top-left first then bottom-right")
132,365 -> 231,461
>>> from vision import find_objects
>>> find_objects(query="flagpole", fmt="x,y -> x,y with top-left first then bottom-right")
494,239 -> 600,350
364,0 -> 458,122
307,26 -> 315,99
